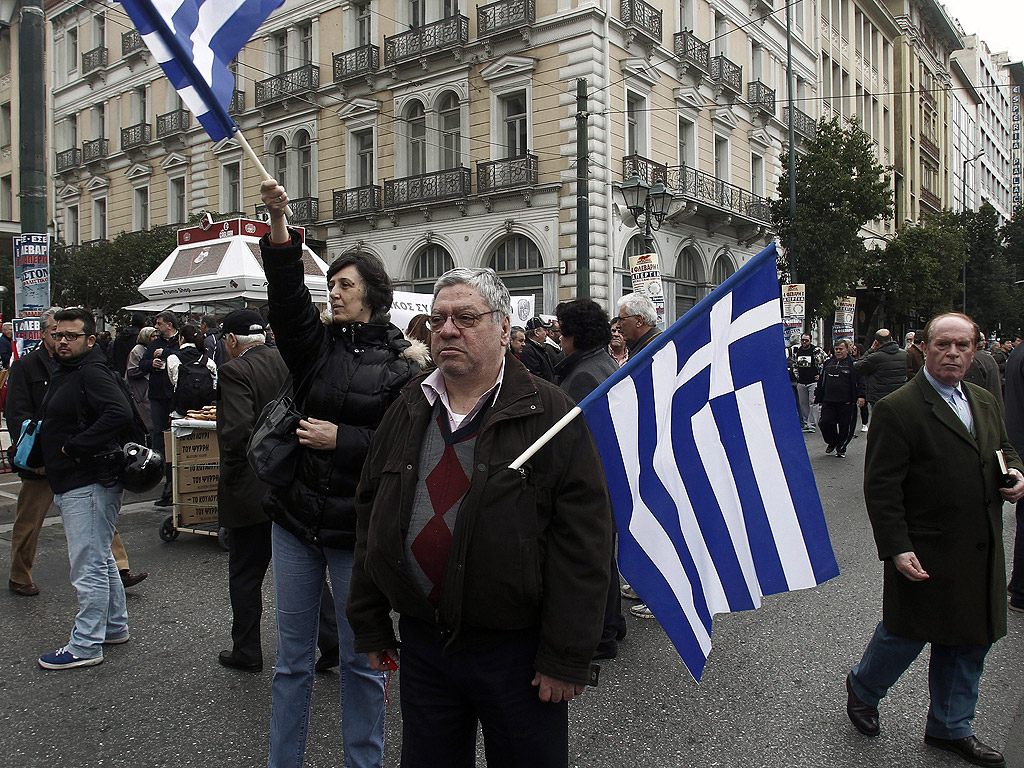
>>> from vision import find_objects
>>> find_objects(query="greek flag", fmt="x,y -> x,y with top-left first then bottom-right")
581,242 -> 839,681
117,0 -> 285,142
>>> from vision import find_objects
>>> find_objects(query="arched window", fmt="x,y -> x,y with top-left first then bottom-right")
295,130 -> 312,198
487,235 -> 543,296
412,244 -> 454,292
711,254 -> 735,287
440,93 -> 461,170
272,137 -> 288,190
406,101 -> 426,176
670,247 -> 701,318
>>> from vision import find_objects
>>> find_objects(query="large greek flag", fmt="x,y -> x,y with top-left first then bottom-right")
118,0 -> 285,142
581,242 -> 838,681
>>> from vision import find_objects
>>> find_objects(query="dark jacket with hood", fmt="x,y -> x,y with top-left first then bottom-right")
261,231 -> 421,550
854,340 -> 908,403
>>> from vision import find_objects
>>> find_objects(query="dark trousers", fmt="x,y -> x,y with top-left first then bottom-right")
397,616 -> 568,768
149,397 -> 173,494
818,401 -> 855,451
226,521 -> 338,664
597,551 -> 626,654
1008,500 -> 1024,606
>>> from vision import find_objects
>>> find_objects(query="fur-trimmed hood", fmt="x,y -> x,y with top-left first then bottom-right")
401,337 -> 432,370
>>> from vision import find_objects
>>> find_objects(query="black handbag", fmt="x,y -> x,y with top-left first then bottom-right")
247,354 -> 328,488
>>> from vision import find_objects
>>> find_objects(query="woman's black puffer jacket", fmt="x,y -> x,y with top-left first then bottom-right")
261,231 -> 419,549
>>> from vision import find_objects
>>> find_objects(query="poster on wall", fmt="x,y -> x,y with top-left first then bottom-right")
781,283 -> 805,346
13,233 -> 51,319
12,317 -> 42,356
628,251 -> 666,326
832,296 -> 856,347
389,291 -> 535,334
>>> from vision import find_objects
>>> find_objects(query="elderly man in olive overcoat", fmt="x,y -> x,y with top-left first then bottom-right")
845,312 -> 1024,768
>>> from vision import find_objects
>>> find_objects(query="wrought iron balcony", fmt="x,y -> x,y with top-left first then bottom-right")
333,186 -> 382,218
782,106 -> 816,140
478,0 -> 535,37
478,154 -> 538,193
229,89 -> 245,114
255,196 -> 319,223
674,30 -> 710,73
82,138 -> 109,163
920,187 -> 941,210
333,45 -> 380,82
747,80 -> 775,116
710,54 -> 742,96
56,148 -> 81,173
665,164 -> 772,223
82,46 -> 108,74
122,29 -> 145,57
621,0 -> 663,43
623,153 -> 669,186
384,15 -> 469,66
384,167 -> 471,207
920,132 -> 939,159
121,122 -> 151,151
156,109 -> 191,139
255,64 -> 320,107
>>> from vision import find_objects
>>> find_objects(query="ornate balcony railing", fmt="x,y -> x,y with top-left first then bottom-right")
333,186 -> 382,217
478,0 -> 535,37
255,64 -> 320,107
478,154 -> 538,193
122,29 -> 145,57
710,54 -> 742,95
384,15 -> 469,66
82,138 -> 109,163
255,196 -> 319,223
121,122 -> 151,150
228,89 -> 245,114
623,153 -> 669,186
82,46 -> 108,74
747,80 -> 775,115
333,45 -> 380,81
156,109 -> 191,138
920,187 -> 941,210
665,164 -> 772,223
621,0 -> 663,43
920,132 -> 939,159
384,167 -> 471,207
56,148 -> 81,173
783,106 -> 817,139
674,29 -> 710,73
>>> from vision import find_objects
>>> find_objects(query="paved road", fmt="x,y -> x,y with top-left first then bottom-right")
1,430 -> 1022,767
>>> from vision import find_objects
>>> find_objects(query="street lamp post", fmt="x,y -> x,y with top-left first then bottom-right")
962,150 -> 984,313
614,174 -> 675,255
0,285 -> 8,321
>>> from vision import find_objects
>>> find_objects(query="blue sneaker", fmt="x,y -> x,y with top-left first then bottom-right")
38,646 -> 103,670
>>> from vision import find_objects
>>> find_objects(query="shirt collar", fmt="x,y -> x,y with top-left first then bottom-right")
922,365 -> 967,402
421,359 -> 505,431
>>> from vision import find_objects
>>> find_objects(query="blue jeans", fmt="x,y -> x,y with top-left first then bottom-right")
268,524 -> 385,768
850,622 -> 991,739
55,483 -> 128,659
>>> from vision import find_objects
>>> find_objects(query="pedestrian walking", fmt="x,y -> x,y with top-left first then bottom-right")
789,334 -> 823,432
813,339 -> 860,458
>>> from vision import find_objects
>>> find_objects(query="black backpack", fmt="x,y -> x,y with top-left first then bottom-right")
171,353 -> 216,413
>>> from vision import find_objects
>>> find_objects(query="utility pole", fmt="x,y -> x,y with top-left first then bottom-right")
19,0 -> 47,235
576,78 -> 590,299
785,0 -> 797,285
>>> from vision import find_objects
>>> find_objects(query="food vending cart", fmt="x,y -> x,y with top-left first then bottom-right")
159,416 -> 221,542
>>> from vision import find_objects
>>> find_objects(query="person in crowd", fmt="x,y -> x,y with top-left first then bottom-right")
905,330 -> 924,380
963,327 -> 1003,413
789,333 -> 824,433
545,318 -> 564,363
349,266 -> 613,767
112,313 -> 147,377
616,293 -> 661,355
125,326 -> 156,432
200,315 -> 225,367
852,343 -> 871,434
259,178 -> 426,768
165,324 -> 218,419
520,316 -> 556,381
509,326 -> 526,359
813,340 -> 860,458
992,338 -> 1012,384
37,308 -> 137,669
845,313 -> 1023,768
903,331 -> 915,350
1002,335 -> 1024,616
96,330 -> 113,366
608,318 -> 629,367
405,313 -> 431,347
854,329 -> 908,432
139,310 -> 181,506
0,321 -> 13,368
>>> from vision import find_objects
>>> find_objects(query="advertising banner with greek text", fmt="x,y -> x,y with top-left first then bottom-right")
629,251 -> 666,326
781,283 -> 805,346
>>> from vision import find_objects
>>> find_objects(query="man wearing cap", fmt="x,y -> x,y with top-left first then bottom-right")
520,317 -> 556,381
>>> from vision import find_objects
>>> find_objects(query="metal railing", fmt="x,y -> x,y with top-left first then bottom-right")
621,0 -> 662,42
255,64 -> 320,107
710,54 -> 742,95
920,187 -> 941,210
56,148 -> 81,173
121,122 -> 151,150
256,196 -> 319,223
665,164 -> 772,223
229,89 -> 245,114
623,153 -> 669,186
384,167 -> 471,206
782,106 -> 817,139
674,29 -> 710,72
156,109 -> 191,138
747,80 -> 775,115
122,29 -> 145,57
478,0 -> 535,37
333,186 -> 382,217
920,132 -> 939,158
82,46 -> 108,74
477,154 -> 538,192
82,138 -> 109,163
333,45 -> 380,81
384,15 -> 469,65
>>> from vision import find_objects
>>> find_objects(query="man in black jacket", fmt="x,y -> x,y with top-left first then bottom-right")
855,329 -> 909,428
519,316 -> 555,381
37,308 -> 135,670
111,312 -> 147,377
139,310 -> 180,504
814,339 -> 860,458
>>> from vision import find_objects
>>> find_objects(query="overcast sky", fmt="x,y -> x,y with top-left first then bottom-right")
941,0 -> 1023,63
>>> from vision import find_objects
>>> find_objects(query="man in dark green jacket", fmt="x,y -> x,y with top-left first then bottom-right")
845,313 -> 1024,768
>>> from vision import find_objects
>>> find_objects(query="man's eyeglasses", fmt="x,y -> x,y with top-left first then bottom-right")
427,310 -> 501,332
51,331 -> 87,341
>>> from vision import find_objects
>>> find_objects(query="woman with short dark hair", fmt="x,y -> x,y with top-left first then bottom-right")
554,298 -> 618,404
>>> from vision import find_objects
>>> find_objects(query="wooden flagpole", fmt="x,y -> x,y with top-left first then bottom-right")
508,406 -> 583,470
233,129 -> 292,219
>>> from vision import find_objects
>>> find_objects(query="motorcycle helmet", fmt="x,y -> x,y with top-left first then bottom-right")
119,442 -> 165,494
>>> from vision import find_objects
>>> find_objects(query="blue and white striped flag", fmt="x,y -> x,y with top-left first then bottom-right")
117,0 -> 285,142
581,242 -> 839,681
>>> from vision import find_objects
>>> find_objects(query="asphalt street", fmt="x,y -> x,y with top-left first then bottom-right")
0,428 -> 1023,768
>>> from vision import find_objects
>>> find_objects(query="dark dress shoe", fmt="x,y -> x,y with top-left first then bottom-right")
846,674 -> 879,737
9,580 -> 40,597
924,734 -> 1005,767
120,570 -> 149,588
218,650 -> 263,673
315,648 -> 340,673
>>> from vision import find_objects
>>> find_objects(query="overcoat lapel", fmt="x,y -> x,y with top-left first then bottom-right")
915,374 -> 978,453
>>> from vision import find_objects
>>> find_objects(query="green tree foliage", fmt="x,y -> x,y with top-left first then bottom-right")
998,205 -> 1024,335
963,202 -> 1015,334
772,116 -> 893,321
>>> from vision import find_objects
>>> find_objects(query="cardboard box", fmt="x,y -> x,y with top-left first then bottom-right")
175,464 -> 220,494
176,490 -> 219,527
172,428 -> 219,465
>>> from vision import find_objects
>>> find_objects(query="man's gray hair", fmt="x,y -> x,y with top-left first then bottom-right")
232,332 -> 266,346
616,293 -> 658,326
40,306 -> 61,332
433,267 -> 512,320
